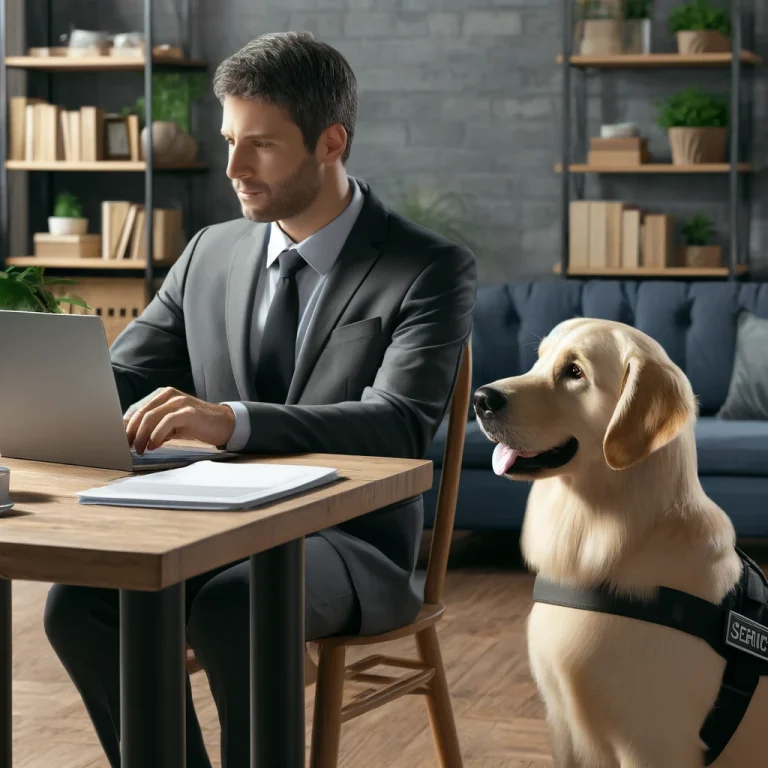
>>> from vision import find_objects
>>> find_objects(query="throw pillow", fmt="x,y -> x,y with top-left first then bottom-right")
717,312 -> 768,420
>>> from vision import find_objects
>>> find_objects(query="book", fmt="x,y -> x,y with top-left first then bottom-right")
76,460 -> 340,511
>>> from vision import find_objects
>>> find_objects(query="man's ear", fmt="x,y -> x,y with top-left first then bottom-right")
603,355 -> 694,471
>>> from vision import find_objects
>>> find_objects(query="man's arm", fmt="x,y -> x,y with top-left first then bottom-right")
240,244 -> 477,460
110,227 -> 208,412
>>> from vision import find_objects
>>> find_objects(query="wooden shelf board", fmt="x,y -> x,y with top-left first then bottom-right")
5,55 -> 207,71
556,51 -> 762,67
553,264 -> 748,278
6,160 -> 207,172
5,257 -> 177,270
555,163 -> 752,174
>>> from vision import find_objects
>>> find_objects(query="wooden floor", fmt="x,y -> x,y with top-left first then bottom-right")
24,529 -> 767,767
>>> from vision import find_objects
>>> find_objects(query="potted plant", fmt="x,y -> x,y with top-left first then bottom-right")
123,72 -> 206,163
668,0 -> 731,54
655,88 -> 729,164
575,0 -> 624,56
396,187 -> 476,249
623,0 -> 653,54
48,191 -> 87,236
679,213 -> 721,267
0,266 -> 90,313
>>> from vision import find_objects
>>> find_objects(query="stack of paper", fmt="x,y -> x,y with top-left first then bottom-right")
76,460 -> 339,511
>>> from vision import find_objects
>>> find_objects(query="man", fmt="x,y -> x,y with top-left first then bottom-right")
43,31 -> 476,768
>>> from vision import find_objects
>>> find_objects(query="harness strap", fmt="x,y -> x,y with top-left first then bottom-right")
532,576 -> 725,655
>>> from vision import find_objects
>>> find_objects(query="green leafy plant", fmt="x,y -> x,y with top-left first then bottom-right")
625,0 -> 654,19
396,188 -> 476,249
668,0 -> 731,36
0,267 -> 91,313
122,72 -> 207,135
52,191 -> 83,218
655,88 -> 729,129
682,213 -> 715,245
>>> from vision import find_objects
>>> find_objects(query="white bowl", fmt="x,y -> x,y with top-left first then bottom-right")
48,216 -> 87,236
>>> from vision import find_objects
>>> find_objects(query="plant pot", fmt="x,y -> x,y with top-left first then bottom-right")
676,30 -> 731,54
141,121 -> 198,164
580,19 -> 623,55
48,216 -> 87,235
623,19 -> 651,54
678,245 -> 722,268
668,127 -> 727,164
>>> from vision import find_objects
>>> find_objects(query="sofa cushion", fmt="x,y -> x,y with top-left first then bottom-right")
470,280 -> 768,416
428,416 -> 768,478
695,417 -> 768,477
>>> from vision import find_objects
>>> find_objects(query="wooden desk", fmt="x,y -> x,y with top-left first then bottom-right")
0,452 -> 433,768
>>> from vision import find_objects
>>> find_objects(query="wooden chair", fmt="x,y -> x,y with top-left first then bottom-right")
309,341 -> 472,768
186,341 -> 473,767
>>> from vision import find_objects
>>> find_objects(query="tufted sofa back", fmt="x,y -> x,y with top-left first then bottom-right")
470,280 -> 768,415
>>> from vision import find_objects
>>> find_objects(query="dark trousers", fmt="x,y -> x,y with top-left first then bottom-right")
43,535 -> 360,768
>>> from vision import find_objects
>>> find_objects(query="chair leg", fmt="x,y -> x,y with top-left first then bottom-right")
309,644 -> 347,768
416,625 -> 463,768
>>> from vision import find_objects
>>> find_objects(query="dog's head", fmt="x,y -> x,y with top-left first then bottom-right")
474,318 -> 697,479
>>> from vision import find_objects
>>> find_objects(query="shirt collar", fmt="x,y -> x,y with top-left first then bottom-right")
265,176 -> 364,275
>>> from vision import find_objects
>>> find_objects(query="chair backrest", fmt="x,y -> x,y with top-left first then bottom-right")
423,340 -> 472,606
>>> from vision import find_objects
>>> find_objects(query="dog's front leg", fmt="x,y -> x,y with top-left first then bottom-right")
546,708 -> 581,768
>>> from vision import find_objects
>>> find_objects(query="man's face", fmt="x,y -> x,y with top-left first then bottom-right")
222,95 -> 323,223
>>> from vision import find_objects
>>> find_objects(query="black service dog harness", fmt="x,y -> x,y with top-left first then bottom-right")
532,548 -> 768,765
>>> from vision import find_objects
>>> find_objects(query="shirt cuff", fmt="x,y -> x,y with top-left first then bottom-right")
221,401 -> 251,452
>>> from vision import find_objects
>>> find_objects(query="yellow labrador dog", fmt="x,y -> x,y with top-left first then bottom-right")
473,317 -> 766,767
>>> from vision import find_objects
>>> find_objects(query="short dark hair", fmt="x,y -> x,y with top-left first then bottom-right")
213,31 -> 357,163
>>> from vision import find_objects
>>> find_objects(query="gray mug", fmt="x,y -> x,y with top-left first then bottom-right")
0,467 -> 9,506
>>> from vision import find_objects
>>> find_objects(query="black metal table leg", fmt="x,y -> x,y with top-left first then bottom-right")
250,539 -> 306,768
120,583 -> 185,768
0,578 -> 10,768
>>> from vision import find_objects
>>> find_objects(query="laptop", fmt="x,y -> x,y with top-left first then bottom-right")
0,309 -> 236,472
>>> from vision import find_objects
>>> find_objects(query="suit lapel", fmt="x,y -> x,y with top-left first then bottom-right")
225,222 -> 268,400
287,183 -> 389,404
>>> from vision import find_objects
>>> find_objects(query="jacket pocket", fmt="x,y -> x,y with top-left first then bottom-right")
326,316 -> 382,347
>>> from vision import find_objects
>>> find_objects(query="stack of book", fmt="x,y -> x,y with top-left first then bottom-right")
569,201 -> 675,270
8,97 -> 141,163
101,201 -> 185,262
587,136 -> 651,167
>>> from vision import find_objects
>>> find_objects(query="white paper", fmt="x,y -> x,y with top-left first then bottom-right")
76,460 -> 339,511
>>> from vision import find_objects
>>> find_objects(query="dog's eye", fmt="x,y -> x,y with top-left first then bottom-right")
566,363 -> 583,380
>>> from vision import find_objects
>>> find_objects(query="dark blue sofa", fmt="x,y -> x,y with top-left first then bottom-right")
422,280 -> 768,539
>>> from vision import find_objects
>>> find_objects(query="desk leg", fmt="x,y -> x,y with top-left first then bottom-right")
250,539 -> 305,768
0,578 -> 10,768
120,583 -> 185,768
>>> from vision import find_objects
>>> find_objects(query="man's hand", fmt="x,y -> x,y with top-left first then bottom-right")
124,387 -> 236,454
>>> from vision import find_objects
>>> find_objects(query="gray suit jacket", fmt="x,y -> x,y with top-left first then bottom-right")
109,180 -> 477,635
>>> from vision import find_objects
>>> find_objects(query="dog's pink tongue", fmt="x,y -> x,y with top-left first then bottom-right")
492,444 -> 518,476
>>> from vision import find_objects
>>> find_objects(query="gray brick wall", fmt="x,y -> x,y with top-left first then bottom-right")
45,0 -> 766,281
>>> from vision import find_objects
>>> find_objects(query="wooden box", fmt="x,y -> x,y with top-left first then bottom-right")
588,136 -> 651,166
33,233 -> 101,260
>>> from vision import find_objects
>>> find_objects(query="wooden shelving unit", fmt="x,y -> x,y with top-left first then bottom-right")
557,0 -> 759,281
0,0 -> 207,313
556,51 -> 763,67
5,256 -> 178,269
555,163 -> 753,174
553,264 -> 749,278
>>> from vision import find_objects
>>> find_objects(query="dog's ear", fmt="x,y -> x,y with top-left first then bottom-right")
603,355 -> 693,471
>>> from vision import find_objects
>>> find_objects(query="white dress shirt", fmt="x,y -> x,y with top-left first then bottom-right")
223,176 -> 365,451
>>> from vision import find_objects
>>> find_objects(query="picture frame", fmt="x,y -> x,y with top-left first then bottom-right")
104,115 -> 131,160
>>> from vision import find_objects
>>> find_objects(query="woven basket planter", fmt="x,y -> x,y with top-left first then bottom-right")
676,30 -> 731,54
668,127 -> 727,164
678,245 -> 722,268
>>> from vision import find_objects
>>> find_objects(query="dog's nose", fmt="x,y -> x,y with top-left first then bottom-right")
474,386 -> 507,416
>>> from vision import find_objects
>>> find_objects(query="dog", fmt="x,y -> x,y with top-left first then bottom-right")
473,317 -> 766,767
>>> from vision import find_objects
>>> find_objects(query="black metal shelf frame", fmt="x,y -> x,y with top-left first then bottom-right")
0,0 -> 205,302
559,0 -> 758,281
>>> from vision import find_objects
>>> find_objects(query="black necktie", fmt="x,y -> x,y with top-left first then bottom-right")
255,248 -> 308,404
